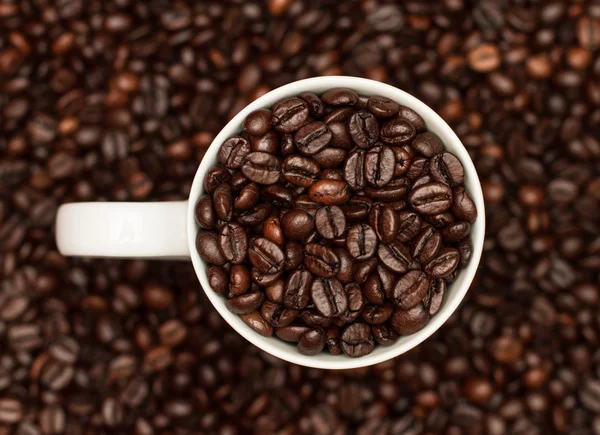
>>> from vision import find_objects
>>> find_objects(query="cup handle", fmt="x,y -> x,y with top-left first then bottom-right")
56,201 -> 190,259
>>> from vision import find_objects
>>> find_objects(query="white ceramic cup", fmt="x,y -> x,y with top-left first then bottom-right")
56,76 -> 485,370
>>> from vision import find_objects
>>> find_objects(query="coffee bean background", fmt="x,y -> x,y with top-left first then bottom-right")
0,1 -> 599,433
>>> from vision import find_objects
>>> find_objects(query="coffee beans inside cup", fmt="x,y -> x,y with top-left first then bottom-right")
195,88 -> 477,357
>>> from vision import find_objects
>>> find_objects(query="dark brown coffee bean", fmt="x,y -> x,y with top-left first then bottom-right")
195,195 -> 216,229
406,156 -> 430,180
425,247 -> 460,279
426,212 -> 454,228
344,150 -> 366,190
261,184 -> 293,206
412,174 -> 434,189
0,398 -> 24,424
308,179 -> 351,205
196,231 -> 226,265
364,177 -> 411,202
325,327 -> 342,355
276,325 -> 312,342
398,106 -> 426,131
241,152 -> 281,185
341,283 -> 365,324
367,96 -> 400,118
263,216 -> 284,246
297,328 -> 326,355
293,194 -> 320,215
218,136 -> 251,169
304,243 -> 340,278
49,336 -> 79,364
230,265 -> 251,295
301,310 -> 333,328
393,271 -> 430,309
412,227 -> 443,265
353,258 -> 377,285
322,88 -> 359,106
219,223 -> 247,265
380,118 -> 416,145
315,205 -> 346,239
252,267 -> 282,287
363,273 -> 385,305
377,264 -> 397,298
323,106 -> 355,124
271,97 -> 309,133
412,132 -> 444,157
312,146 -> 347,169
237,203 -> 271,226
457,237 -> 473,269
298,92 -> 324,117
396,211 -> 422,243
243,109 -> 272,136
391,304 -> 430,335
362,303 -> 394,325
310,278 -> 348,318
430,152 -> 464,186
441,221 -> 471,243
248,237 -> 285,274
348,110 -> 379,148
283,269 -> 313,309
284,242 -> 304,270
452,186 -> 478,223
341,323 -> 374,357
340,195 -> 372,220
377,241 -> 412,273
364,146 -> 395,187
329,121 -> 353,148
425,279 -> 446,316
372,324 -> 399,346
294,121 -> 332,155
346,224 -> 378,260
282,155 -> 320,187
234,183 -> 260,212
260,301 -> 297,327
203,167 -> 230,195
158,320 -> 187,347
240,311 -> 273,337
369,203 -> 399,243
226,291 -> 264,315
212,183 -> 232,221
281,209 -> 315,241
265,280 -> 284,304
409,182 -> 453,215
393,146 -> 413,177
334,248 -> 355,284
250,130 -> 279,154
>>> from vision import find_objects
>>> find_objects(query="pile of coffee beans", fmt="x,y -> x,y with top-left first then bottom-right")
195,89 -> 477,357
1,0 -> 599,433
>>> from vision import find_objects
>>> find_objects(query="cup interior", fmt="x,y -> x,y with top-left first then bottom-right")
187,76 -> 485,369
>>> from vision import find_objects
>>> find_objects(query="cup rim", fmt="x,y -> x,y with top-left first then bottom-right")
187,76 -> 486,370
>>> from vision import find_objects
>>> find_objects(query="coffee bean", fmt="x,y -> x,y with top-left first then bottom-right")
364,177 -> 411,202
299,92 -> 324,117
391,304 -> 430,335
271,97 -> 309,133
260,301 -> 297,327
49,336 -> 79,364
241,152 -> 281,185
353,258 -> 377,285
430,152 -> 465,186
219,137 -> 251,169
364,146 -> 395,187
234,183 -> 260,212
452,186 -> 478,223
361,303 -> 394,325
282,155 -> 320,187
341,283 -> 365,324
308,179 -> 351,205
281,209 -> 315,241
406,156 -> 430,180
325,327 -> 342,355
283,269 -> 313,309
297,328 -> 326,355
393,146 -> 413,176
346,224 -> 378,260
425,279 -> 446,316
203,167 -> 230,195
367,96 -> 400,118
344,150 -> 366,190
243,109 -> 272,136
377,241 -> 412,273
340,195 -> 372,220
348,111 -> 379,148
275,325 -> 312,342
284,242 -> 304,271
213,183 -> 232,221
237,203 -> 271,226
324,106 -> 355,124
310,278 -> 347,318
334,247 -> 355,284
412,227 -> 443,264
329,121 -> 353,148
218,223 -> 248,264
250,130 -> 280,154
158,320 -> 187,347
396,211 -> 422,243
263,216 -> 284,246
380,118 -> 416,145
195,195 -> 216,229
196,231 -> 226,265
312,146 -> 347,169
441,221 -> 471,243
304,243 -> 340,278
226,291 -> 264,314
341,323 -> 374,357
363,273 -> 385,305
372,324 -> 399,346
457,237 -> 473,268
412,132 -> 444,157
368,203 -> 399,243
398,106 -> 426,131
315,205 -> 346,239
393,271 -> 430,309
248,237 -> 285,274
322,88 -> 359,106
301,310 -> 333,328
294,121 -> 332,155
261,184 -> 293,206
409,182 -> 453,215
240,311 -> 273,337
0,398 -> 24,424
424,248 -> 460,279
251,267 -> 282,287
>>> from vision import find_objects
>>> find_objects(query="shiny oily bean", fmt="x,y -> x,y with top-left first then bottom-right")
393,271 -> 430,309
426,211 -> 454,228
353,258 -> 377,285
412,227 -> 443,265
365,145 -> 395,187
241,152 -> 281,185
398,106 -> 426,131
196,231 -> 226,265
452,186 -> 478,223
372,324 -> 399,346
298,92 -> 324,117
368,203 -> 399,243
304,243 -> 340,278
301,310 -> 333,328
297,328 -> 326,355
281,209 -> 315,241
263,216 -> 284,246
424,248 -> 460,279
308,179 -> 351,205
219,223 -> 247,264
340,195 -> 372,220
391,304 -> 430,335
294,121 -> 332,155
250,130 -> 279,154
396,211 -> 422,243
412,132 -> 444,157
364,177 -> 411,202
334,247 -> 355,284
248,237 -> 285,274
441,221 -> 471,243
430,152 -> 464,186
377,241 -> 412,273
237,203 -> 271,226
265,280 -> 284,304
458,237 -> 473,269
340,283 -> 365,324
322,88 -> 359,106
363,273 -> 385,305
367,95 -> 400,118
195,195 -> 216,229
341,323 -> 374,357
321,169 -> 343,180
234,183 -> 260,212
409,182 -> 453,215
283,269 -> 313,310
261,184 -> 292,206
393,146 -> 413,176
362,303 -> 394,325
346,224 -> 378,260
315,205 -> 346,239
284,242 -> 304,270
348,110 -> 379,148
426,279 -> 446,316
229,265 -> 251,295
380,118 -> 416,145
203,167 -> 230,195
276,325 -> 311,342
212,183 -> 232,222
323,106 -> 354,124
343,150 -> 366,190
377,264 -> 397,298
226,292 -> 264,314
218,136 -> 251,169
208,266 -> 228,294
329,121 -> 353,148
243,109 -> 272,136
325,327 -> 342,355
240,311 -> 273,337
311,278 -> 348,318
260,301 -> 297,327
271,97 -> 309,133
282,154 -> 320,187
251,268 -> 282,287
312,147 -> 347,169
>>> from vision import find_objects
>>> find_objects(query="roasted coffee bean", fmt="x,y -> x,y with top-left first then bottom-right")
275,325 -> 311,342
457,237 -> 474,269
281,209 -> 314,241
368,203 -> 399,243
430,152 -> 465,186
452,186 -> 478,223
323,106 -> 355,124
250,130 -> 279,154
393,146 -> 413,176
271,97 -> 309,133
412,227 -> 443,265
237,203 -> 271,226
406,156 -> 430,180
265,280 -> 284,304
203,167 -> 230,195
409,182 -> 453,215
329,121 -> 353,148
284,242 -> 304,270
301,310 -> 333,328
240,311 -> 273,337
343,150 -> 366,190
426,211 -> 454,228
321,169 -> 344,180
248,237 -> 285,274
263,216 -> 284,246
304,243 -> 340,278
340,195 -> 372,220
424,248 -> 460,279
196,231 -> 226,265
346,224 -> 378,260
393,271 -> 430,309
322,88 -> 359,106
353,258 -> 377,285
243,109 -> 272,136
297,328 -> 326,355
396,211 -> 422,243
261,184 -> 292,206
0,398 -> 24,424
241,152 -> 281,185
308,179 -> 351,205
234,183 -> 260,212
341,283 -> 365,324
315,205 -> 346,239
213,183 -> 232,221
372,324 -> 399,346
364,146 -> 395,187
377,264 -> 397,298
226,291 -> 264,314
294,121 -> 332,155
367,96 -> 400,118
364,177 -> 411,202
283,269 -> 312,309
260,301 -> 297,327
312,147 -> 347,169
311,278 -> 348,318
348,110 -> 379,148
362,303 -> 394,325
398,106 -> 426,131
299,92 -> 324,117
282,155 -> 320,187
412,132 -> 444,157
195,195 -> 216,229
391,304 -> 430,335
378,242 -> 412,273
218,136 -> 251,169
325,327 -> 342,355
341,323 -> 374,357
426,279 -> 446,316
229,265 -> 251,295
380,118 -> 416,145
334,248 -> 355,284
219,223 -> 248,264
363,274 -> 385,305
441,221 -> 471,243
